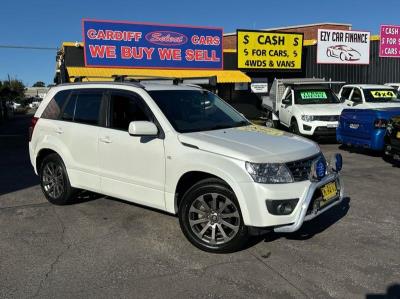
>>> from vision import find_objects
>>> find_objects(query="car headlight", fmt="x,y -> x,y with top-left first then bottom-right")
301,115 -> 315,122
245,162 -> 294,184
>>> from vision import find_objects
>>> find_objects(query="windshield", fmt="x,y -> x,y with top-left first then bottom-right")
364,88 -> 400,103
148,90 -> 250,133
294,89 -> 341,105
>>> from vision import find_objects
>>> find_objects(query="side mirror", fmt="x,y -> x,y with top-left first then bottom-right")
282,98 -> 290,106
128,121 -> 158,137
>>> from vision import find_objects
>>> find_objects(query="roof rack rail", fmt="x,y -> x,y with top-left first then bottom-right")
66,74 -> 217,87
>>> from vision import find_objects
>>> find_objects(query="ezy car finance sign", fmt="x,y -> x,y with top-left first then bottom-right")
317,29 -> 370,65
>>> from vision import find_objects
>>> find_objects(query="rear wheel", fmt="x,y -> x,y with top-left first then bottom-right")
179,178 -> 248,253
39,153 -> 76,205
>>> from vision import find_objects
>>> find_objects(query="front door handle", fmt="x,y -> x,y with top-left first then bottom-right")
99,136 -> 112,144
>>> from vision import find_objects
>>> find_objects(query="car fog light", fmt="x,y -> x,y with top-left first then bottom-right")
266,198 -> 299,215
330,153 -> 343,172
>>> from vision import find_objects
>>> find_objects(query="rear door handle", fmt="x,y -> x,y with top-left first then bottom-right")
55,127 -> 63,134
99,136 -> 112,144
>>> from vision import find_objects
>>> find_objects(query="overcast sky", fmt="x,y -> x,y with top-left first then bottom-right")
0,0 -> 397,86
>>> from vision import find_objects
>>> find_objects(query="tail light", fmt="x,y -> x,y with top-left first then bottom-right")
29,117 -> 39,141
374,119 -> 388,129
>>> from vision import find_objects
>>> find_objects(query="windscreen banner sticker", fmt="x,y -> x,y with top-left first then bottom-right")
300,91 -> 327,100
317,29 -> 370,65
380,25 -> 400,57
83,19 -> 223,69
237,30 -> 303,70
370,90 -> 396,98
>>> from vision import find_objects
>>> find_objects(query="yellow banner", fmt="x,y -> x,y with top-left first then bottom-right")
237,30 -> 303,70
370,90 -> 396,98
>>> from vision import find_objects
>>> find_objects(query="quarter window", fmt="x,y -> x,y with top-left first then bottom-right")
41,90 -> 71,119
110,91 -> 151,131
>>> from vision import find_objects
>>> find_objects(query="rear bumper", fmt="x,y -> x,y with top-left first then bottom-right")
336,130 -> 385,151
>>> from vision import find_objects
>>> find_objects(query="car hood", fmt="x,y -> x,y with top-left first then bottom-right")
178,125 -> 320,163
296,103 -> 345,116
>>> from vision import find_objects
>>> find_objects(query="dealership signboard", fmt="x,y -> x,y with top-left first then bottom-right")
317,29 -> 370,64
82,19 -> 223,69
237,30 -> 303,70
380,25 -> 400,58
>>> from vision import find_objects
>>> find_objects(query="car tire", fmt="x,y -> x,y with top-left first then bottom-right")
39,153 -> 76,205
340,52 -> 346,61
178,178 -> 248,253
290,119 -> 301,135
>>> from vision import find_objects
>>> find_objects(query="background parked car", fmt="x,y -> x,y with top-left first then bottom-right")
337,107 -> 400,150
338,84 -> 400,109
384,116 -> 400,161
385,83 -> 400,97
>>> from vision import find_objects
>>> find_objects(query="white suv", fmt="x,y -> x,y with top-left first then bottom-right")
29,81 -> 344,252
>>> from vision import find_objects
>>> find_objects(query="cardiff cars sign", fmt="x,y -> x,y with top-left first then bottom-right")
317,29 -> 370,65
82,19 -> 223,69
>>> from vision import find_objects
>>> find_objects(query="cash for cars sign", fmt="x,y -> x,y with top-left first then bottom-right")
380,25 -> 400,57
317,29 -> 370,64
83,19 -> 223,69
237,30 -> 303,70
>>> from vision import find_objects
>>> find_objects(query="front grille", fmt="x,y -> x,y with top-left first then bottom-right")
314,115 -> 339,122
286,154 -> 323,182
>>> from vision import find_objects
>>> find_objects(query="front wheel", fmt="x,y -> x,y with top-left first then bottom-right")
40,153 -> 76,205
179,179 -> 248,253
290,119 -> 301,135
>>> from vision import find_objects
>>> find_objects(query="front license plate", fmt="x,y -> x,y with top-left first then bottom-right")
396,132 -> 400,139
327,123 -> 338,128
320,181 -> 338,205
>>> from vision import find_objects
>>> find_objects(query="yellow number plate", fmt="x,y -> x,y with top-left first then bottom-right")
397,132 -> 400,139
320,181 -> 338,204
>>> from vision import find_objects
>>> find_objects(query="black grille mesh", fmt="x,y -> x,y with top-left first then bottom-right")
286,154 -> 323,182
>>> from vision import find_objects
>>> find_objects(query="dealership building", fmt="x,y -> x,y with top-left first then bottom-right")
55,22 -> 400,119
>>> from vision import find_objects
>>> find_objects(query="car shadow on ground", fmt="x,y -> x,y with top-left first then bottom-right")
246,197 -> 351,248
0,114 -> 40,196
339,144 -> 400,167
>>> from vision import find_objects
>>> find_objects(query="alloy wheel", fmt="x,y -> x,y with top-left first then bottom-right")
42,162 -> 65,199
188,192 -> 240,245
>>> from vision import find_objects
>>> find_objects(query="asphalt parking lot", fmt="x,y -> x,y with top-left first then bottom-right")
0,115 -> 399,299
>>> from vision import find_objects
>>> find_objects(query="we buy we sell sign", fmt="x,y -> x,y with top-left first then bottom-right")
82,19 -> 223,69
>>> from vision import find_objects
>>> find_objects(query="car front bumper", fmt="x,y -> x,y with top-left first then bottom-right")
237,172 -> 343,232
298,120 -> 338,136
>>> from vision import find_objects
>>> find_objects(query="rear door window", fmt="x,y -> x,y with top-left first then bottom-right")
60,90 -> 104,125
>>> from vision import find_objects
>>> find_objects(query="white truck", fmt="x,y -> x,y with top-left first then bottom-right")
262,78 -> 345,137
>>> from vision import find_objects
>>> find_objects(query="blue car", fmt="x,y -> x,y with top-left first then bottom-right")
337,107 -> 400,150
